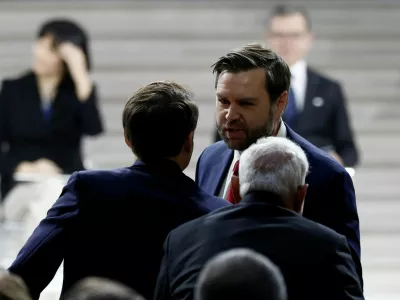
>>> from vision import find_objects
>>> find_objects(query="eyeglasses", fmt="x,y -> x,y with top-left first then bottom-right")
269,32 -> 308,40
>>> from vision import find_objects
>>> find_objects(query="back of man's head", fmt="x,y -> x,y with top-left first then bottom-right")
239,137 -> 309,212
122,81 -> 199,163
0,269 -> 31,300
195,248 -> 287,300
63,277 -> 145,300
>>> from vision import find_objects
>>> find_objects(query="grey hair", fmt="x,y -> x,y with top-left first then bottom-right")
239,137 -> 309,199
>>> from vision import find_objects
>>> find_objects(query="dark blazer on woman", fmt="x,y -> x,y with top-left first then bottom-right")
0,71 -> 103,198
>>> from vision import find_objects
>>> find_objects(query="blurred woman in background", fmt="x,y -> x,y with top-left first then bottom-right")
0,19 -> 104,199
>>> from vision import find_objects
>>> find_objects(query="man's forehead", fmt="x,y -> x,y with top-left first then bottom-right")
217,69 -> 265,88
269,13 -> 308,31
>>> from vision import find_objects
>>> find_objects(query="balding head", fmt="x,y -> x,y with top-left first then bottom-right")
0,269 -> 32,300
195,248 -> 287,300
63,277 -> 145,300
239,137 -> 309,212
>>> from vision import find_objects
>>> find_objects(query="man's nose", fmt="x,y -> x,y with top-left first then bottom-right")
225,105 -> 240,121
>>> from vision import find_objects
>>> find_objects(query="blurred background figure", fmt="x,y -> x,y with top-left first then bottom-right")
194,248 -> 287,300
213,4 -> 359,168
63,277 -> 146,300
0,18 -> 103,200
265,4 -> 359,167
0,268 -> 32,300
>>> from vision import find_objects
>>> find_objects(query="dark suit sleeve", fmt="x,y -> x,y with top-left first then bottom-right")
8,172 -> 83,300
0,81 -> 8,142
333,169 -> 363,287
331,83 -> 359,167
0,80 -> 11,174
154,234 -> 172,300
195,149 -> 205,184
331,235 -> 364,299
79,84 -> 104,136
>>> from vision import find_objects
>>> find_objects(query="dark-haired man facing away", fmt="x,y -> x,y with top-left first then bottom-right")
8,81 -> 230,300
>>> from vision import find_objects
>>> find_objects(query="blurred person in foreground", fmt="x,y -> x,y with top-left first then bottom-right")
0,269 -> 32,300
0,18 -> 103,200
196,43 -> 362,285
213,5 -> 359,168
194,248 -> 287,300
155,137 -> 364,300
8,81 -> 230,300
63,277 -> 146,300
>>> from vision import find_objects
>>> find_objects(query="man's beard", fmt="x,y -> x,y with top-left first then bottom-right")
218,108 -> 276,151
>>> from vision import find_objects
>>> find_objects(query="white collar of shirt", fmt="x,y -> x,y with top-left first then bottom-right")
219,121 -> 287,198
289,60 -> 308,111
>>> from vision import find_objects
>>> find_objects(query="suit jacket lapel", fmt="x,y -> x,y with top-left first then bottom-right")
304,68 -> 319,106
211,147 -> 233,196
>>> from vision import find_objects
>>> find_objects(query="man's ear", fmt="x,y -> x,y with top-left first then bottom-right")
183,131 -> 194,153
277,91 -> 288,117
296,184 -> 308,214
124,131 -> 132,149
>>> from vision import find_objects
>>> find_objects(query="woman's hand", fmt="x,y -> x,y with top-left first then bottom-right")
15,159 -> 62,176
59,42 -> 87,71
15,161 -> 36,174
34,158 -> 62,175
59,42 -> 93,101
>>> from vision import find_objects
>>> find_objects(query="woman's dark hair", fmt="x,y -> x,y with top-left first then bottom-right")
37,18 -> 92,71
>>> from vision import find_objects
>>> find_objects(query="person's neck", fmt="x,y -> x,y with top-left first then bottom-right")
244,190 -> 300,213
272,119 -> 282,136
167,156 -> 187,171
37,74 -> 62,100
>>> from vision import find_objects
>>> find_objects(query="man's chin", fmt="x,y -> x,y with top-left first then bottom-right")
225,139 -> 248,151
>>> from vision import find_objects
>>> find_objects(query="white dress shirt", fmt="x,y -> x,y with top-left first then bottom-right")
290,60 -> 308,112
218,121 -> 287,199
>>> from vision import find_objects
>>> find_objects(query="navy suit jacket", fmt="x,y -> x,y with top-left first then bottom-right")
154,191 -> 364,300
196,125 -> 362,284
8,159 -> 230,300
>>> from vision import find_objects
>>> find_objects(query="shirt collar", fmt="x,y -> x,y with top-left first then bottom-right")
289,60 -> 307,80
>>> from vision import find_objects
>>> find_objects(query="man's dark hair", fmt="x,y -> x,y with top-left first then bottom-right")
269,4 -> 312,31
212,43 -> 290,103
195,248 -> 287,300
122,81 -> 198,162
62,277 -> 145,300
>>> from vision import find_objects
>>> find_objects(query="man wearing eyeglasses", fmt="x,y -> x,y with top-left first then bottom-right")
213,4 -> 359,168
